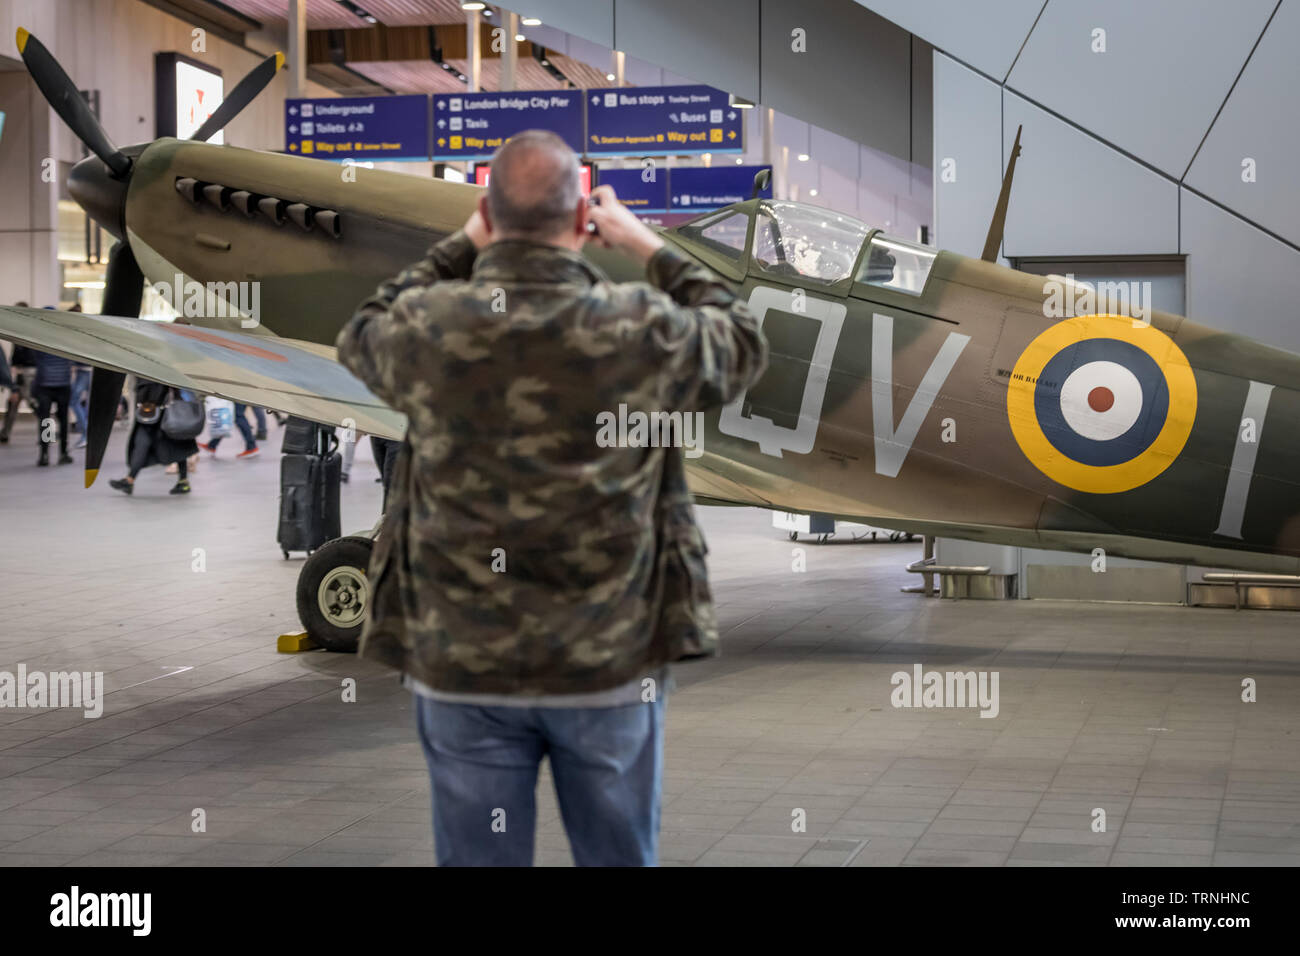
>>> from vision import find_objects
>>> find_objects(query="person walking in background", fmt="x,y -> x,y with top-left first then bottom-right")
1,303 -> 32,445
167,388 -> 203,476
65,304 -> 90,449
250,405 -> 268,441
109,380 -> 197,495
70,363 -> 91,449
369,435 -> 399,510
0,310 -> 16,435
198,401 -> 259,459
31,342 -> 74,467
340,429 -> 362,483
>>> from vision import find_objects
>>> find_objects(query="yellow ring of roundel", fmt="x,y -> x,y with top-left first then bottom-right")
1006,314 -> 1197,494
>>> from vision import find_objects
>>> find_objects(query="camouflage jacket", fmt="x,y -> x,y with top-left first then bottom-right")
337,231 -> 768,694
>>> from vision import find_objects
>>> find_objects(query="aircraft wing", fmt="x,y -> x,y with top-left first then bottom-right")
0,306 -> 404,440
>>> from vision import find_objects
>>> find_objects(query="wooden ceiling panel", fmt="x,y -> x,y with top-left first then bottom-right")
358,0 -> 470,25
442,57 -> 567,91
548,52 -> 611,91
216,0 -> 367,29
349,59 -> 470,94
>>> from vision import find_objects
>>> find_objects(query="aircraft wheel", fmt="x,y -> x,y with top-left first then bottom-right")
296,535 -> 373,653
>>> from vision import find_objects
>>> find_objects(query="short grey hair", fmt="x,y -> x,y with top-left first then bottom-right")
486,130 -> 581,239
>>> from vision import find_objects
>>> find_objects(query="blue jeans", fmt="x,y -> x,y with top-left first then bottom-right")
210,402 -> 256,451
71,368 -> 90,437
414,695 -> 665,866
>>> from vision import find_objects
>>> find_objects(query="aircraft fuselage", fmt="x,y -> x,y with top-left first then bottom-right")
119,139 -> 1300,572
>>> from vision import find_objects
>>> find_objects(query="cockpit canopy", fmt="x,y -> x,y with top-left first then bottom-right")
671,199 -> 937,296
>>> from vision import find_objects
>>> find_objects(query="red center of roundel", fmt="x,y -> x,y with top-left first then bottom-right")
1087,386 -> 1115,412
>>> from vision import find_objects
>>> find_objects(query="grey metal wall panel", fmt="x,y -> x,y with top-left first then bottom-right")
1181,189 -> 1300,354
614,0 -> 761,102
932,53 -> 1002,259
858,182 -> 895,231
817,165 -> 859,220
809,126 -> 859,180
502,0 -> 614,48
910,37 -> 933,169
564,35 -> 615,75
853,0 -> 1044,81
1002,93 -> 1178,257
1185,0 -> 1299,246
1013,258 -> 1186,317
1006,0 -> 1276,177
760,0 -> 911,162
772,112 -> 809,153
623,55 -> 693,87
857,140 -> 932,234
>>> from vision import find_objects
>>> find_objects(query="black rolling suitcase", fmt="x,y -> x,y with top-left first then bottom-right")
278,419 -> 341,557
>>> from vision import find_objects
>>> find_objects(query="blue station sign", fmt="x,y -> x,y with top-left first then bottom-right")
670,164 -> 772,212
586,85 -> 743,157
432,89 -> 584,161
285,94 -> 430,160
595,167 -> 670,213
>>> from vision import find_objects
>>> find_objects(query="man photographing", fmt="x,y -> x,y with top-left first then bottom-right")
338,130 -> 767,866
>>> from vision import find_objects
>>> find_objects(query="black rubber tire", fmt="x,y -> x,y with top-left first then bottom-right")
295,535 -> 374,653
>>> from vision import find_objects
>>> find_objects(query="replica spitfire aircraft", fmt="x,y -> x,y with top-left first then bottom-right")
4,28 -> 1300,652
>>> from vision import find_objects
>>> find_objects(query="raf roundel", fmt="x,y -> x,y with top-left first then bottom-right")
1006,314 -> 1197,494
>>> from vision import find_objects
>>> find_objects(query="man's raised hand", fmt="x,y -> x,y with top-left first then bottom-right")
585,186 -> 665,264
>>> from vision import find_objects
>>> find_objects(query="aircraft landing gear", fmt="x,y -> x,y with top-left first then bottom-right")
296,535 -> 374,653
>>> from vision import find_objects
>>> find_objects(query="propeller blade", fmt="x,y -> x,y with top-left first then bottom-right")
16,28 -> 131,179
190,52 -> 284,143
84,242 -> 144,488
84,369 -> 125,489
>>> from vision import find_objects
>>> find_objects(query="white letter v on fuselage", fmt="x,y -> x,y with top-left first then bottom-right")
871,312 -> 969,478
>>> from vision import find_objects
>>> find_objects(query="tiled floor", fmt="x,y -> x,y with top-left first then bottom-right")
2,415 -> 1299,866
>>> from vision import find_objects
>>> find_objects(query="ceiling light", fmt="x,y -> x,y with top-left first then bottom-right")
540,59 -> 549,66
728,94 -> 754,109
735,158 -> 744,164
521,16 -> 541,26
797,153 -> 810,162
809,188 -> 818,197
461,2 -> 486,10
605,72 -> 615,81
515,33 -> 525,41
